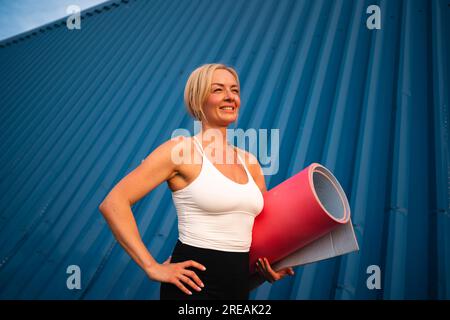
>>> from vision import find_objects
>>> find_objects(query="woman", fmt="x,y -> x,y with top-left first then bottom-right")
99,63 -> 294,300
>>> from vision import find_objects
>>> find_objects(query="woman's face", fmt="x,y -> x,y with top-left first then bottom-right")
202,69 -> 241,126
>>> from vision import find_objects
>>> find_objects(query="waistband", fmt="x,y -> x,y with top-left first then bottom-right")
171,240 -> 249,276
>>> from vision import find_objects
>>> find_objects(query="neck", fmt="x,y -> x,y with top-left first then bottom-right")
199,122 -> 229,146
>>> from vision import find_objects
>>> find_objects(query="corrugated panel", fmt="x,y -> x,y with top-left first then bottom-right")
0,0 -> 449,300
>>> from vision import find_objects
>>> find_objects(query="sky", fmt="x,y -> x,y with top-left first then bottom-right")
0,0 -> 109,42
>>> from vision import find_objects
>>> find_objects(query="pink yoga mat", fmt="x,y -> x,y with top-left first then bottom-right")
249,163 -> 353,274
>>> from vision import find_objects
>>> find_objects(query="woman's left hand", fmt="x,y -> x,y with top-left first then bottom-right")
256,257 -> 295,283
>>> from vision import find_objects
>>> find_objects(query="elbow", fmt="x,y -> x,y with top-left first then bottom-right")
99,200 -> 114,221
98,193 -> 129,215
98,201 -> 107,215
98,196 -> 112,215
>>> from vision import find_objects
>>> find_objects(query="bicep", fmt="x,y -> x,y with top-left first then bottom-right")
106,139 -> 180,206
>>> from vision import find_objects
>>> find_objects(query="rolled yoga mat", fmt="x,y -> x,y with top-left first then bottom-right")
249,163 -> 359,275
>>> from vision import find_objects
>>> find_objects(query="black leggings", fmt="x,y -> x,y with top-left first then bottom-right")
160,240 -> 250,300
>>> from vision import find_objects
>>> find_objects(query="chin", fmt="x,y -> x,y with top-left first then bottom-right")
220,116 -> 238,126
211,113 -> 238,126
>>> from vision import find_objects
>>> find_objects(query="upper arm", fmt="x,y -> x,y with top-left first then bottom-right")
101,137 -> 184,207
241,150 -> 267,194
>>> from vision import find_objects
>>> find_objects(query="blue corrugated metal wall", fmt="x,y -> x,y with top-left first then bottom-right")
0,0 -> 449,300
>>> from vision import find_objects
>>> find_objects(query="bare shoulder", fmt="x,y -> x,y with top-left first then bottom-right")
144,136 -> 185,165
102,136 -> 191,207
156,135 -> 196,170
129,135 -> 195,184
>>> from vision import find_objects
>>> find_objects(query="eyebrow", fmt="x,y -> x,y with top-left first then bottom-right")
211,83 -> 239,88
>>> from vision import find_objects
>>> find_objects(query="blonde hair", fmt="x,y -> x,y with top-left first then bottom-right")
184,63 -> 240,121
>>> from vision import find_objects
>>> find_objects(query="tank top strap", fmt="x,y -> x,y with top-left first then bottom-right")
193,137 -> 250,178
192,136 -> 205,156
232,146 -> 251,177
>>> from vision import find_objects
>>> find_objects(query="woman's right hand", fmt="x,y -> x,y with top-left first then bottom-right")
147,256 -> 206,295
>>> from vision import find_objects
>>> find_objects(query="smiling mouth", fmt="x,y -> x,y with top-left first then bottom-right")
219,106 -> 236,111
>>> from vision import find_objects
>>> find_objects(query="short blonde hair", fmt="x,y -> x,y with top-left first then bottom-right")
184,63 -> 240,121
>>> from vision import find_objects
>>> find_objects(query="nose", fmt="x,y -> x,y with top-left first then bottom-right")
224,88 -> 235,101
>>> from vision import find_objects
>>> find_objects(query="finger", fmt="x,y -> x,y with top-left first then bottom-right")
257,258 -> 273,283
184,269 -> 205,288
255,259 -> 266,278
185,260 -> 207,272
179,274 -> 202,292
277,267 -> 291,276
255,259 -> 266,277
277,269 -> 290,279
174,279 -> 192,296
263,258 -> 280,281
279,267 -> 295,276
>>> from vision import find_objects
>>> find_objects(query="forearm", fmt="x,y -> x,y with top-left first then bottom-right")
99,198 -> 157,274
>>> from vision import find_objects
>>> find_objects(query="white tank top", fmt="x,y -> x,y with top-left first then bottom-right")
171,136 -> 264,252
